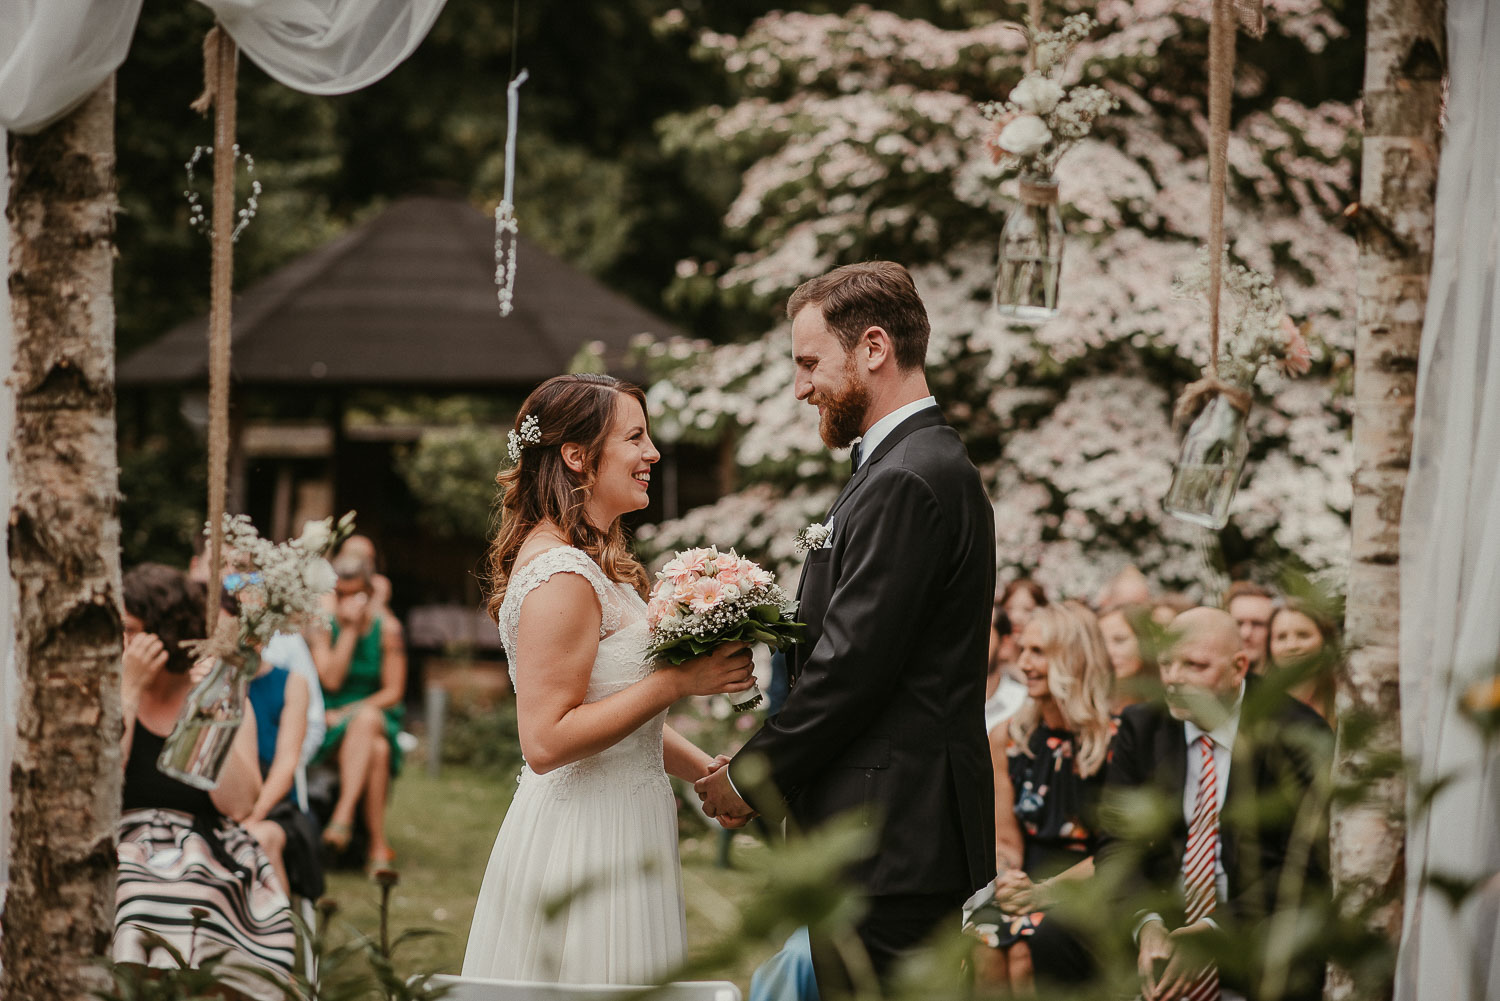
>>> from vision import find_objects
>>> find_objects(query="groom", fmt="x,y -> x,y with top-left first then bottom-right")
696,262 -> 996,994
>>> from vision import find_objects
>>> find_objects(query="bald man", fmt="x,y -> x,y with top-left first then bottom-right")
1095,608 -> 1331,1001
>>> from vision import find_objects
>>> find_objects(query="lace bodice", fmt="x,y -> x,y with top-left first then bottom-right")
498,546 -> 664,797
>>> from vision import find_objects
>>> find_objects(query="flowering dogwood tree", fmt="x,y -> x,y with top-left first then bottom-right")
637,2 -> 1358,600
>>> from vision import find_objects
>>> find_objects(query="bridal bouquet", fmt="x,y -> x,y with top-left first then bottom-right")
646,547 -> 804,711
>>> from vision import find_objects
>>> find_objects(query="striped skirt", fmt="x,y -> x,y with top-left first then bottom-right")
114,808 -> 296,999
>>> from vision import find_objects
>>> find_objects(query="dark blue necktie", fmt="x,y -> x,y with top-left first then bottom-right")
850,440 -> 863,470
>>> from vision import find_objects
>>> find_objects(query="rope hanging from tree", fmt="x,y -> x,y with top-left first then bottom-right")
1173,0 -> 1266,425
192,24 -> 239,632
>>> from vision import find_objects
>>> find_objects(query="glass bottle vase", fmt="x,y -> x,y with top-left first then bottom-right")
994,176 -> 1063,324
157,647 -> 258,790
1163,393 -> 1251,530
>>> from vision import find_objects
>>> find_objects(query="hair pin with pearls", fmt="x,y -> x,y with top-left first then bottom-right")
507,414 -> 542,464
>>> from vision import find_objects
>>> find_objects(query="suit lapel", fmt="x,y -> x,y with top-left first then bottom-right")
825,406 -> 946,525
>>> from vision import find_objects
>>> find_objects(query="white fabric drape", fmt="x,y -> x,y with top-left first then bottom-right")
203,0 -> 449,95
0,0 -> 449,135
0,1 -> 144,133
1395,2 -> 1500,1000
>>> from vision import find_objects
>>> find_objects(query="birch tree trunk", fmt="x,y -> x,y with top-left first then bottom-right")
1329,3 -> 1445,1000
2,80 -> 123,1000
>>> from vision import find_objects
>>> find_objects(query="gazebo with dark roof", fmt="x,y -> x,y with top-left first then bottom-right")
118,194 -> 679,389
116,194 -> 709,624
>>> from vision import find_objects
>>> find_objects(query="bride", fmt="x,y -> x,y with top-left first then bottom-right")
462,373 -> 756,985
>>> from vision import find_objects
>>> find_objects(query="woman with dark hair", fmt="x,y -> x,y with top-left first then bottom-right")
462,374 -> 756,985
115,563 -> 294,999
1097,603 -> 1160,711
1267,597 -> 1340,720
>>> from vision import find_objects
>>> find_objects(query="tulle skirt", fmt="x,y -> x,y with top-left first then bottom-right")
461,762 -> 687,985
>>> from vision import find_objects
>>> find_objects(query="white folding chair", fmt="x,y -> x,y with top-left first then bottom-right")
424,974 -> 742,1001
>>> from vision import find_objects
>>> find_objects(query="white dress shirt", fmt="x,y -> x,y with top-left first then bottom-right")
852,396 -> 937,468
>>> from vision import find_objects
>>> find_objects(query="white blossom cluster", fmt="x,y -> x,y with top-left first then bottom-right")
206,512 -> 348,653
640,2 -> 1358,596
1172,250 -> 1310,385
980,14 -> 1117,178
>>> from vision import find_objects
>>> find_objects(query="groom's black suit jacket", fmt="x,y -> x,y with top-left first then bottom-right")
729,407 -> 997,902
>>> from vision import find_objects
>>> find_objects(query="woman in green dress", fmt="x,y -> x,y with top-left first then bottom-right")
310,555 -> 405,874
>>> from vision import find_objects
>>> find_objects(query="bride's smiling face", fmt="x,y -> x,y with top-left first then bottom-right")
582,393 -> 660,527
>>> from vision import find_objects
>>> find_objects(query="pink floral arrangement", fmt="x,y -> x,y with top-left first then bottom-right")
647,547 -> 803,709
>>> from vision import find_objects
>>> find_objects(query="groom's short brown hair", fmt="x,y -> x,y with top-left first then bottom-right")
786,261 -> 930,371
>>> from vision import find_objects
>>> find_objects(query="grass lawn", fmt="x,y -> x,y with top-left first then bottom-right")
322,758 -> 781,992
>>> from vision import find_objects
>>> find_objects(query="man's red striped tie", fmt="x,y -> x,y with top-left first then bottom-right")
1182,733 -> 1220,1001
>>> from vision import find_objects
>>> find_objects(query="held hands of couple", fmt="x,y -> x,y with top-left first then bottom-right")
696,753 -> 756,828
667,641 -> 756,700
992,869 -> 1041,914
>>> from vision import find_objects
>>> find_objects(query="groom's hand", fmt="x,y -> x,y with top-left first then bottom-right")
695,763 -> 753,822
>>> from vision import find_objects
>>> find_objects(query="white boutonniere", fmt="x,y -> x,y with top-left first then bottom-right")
795,521 -> 832,554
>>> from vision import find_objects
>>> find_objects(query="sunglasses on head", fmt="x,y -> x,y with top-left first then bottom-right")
223,571 -> 263,593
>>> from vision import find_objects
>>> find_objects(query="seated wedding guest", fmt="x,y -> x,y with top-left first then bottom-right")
976,602 -> 1114,991
1223,580 -> 1275,673
1096,607 -> 1331,1001
1267,598 -> 1339,720
230,585 -> 325,902
308,555 -> 405,875
334,533 -> 392,615
999,577 -> 1048,635
984,608 -> 1028,732
116,564 -> 294,997
1097,603 -> 1159,712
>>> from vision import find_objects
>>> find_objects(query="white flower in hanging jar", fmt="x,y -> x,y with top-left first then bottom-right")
980,12 -> 1117,323
1163,252 -> 1313,530
997,116 -> 1053,158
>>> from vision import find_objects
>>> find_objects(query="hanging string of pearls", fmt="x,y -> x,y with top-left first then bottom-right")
184,143 -> 262,242
494,69 -> 529,317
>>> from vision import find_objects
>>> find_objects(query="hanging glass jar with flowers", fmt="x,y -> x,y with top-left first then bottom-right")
982,12 -> 1116,324
1163,253 -> 1312,529
158,512 -> 352,789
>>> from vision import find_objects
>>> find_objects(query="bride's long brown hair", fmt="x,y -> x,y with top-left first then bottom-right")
485,374 -> 652,621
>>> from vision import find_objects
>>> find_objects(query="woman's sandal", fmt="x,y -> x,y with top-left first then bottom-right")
322,821 -> 352,853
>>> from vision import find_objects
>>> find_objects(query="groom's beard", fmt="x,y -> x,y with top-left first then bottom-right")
811,361 -> 871,450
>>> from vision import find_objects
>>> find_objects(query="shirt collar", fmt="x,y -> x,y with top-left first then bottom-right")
853,396 -> 938,469
1184,681 -> 1245,752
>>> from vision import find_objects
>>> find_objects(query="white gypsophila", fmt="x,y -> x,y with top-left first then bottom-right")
1010,74 -> 1064,115
216,513 -> 342,648
998,115 -> 1053,157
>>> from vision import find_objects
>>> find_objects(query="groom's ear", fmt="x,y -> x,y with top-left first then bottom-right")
560,442 -> 587,474
859,325 -> 894,373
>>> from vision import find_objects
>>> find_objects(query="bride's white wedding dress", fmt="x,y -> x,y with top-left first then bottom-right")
462,546 -> 687,984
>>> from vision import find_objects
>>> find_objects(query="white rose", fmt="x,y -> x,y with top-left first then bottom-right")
303,557 -> 337,595
997,115 -> 1053,157
1010,75 -> 1064,115
296,519 -> 331,552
